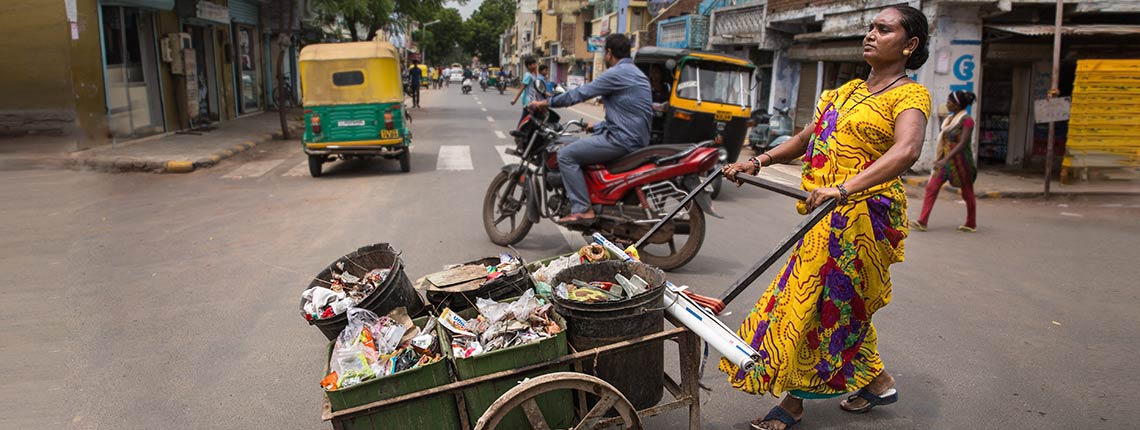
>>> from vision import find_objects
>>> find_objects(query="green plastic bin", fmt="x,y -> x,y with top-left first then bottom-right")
325,316 -> 462,430
443,302 -> 576,429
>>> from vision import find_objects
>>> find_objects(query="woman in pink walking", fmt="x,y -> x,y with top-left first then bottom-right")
913,90 -> 977,232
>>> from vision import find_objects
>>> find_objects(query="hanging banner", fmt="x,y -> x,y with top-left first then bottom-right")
196,1 -> 229,24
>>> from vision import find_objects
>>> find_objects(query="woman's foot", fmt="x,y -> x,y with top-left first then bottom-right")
840,371 -> 897,413
910,220 -> 927,231
957,225 -> 976,233
751,396 -> 803,430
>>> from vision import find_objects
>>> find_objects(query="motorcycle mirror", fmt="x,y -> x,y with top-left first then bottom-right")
665,59 -> 676,70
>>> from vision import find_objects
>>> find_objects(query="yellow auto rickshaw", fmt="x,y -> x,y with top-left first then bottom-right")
299,40 -> 411,177
634,47 -> 755,164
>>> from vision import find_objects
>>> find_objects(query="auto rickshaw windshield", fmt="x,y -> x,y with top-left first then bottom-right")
675,61 -> 751,107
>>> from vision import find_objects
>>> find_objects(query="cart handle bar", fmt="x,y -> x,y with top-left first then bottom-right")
716,173 -> 838,306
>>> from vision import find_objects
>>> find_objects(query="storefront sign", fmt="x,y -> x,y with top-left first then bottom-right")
567,75 -> 585,90
949,52 -> 977,114
196,1 -> 229,24
599,18 -> 611,36
588,36 -> 605,53
1034,97 -> 1071,123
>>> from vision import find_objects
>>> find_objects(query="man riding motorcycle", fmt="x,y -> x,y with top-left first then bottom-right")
526,34 -> 652,225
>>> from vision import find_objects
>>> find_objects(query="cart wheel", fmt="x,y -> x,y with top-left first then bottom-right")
474,372 -> 641,430
308,154 -> 323,178
398,149 -> 411,173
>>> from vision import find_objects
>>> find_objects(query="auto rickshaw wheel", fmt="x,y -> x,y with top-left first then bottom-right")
308,154 -> 325,178
398,149 -> 411,173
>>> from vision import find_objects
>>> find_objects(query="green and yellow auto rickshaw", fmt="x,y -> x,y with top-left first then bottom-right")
634,47 -> 755,164
299,40 -> 410,177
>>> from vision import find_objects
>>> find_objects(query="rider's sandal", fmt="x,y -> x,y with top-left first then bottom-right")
840,387 -> 898,414
751,405 -> 800,430
556,214 -> 598,226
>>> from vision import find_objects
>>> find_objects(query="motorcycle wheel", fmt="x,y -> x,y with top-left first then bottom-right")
637,200 -> 706,271
483,170 -> 535,246
709,174 -> 723,200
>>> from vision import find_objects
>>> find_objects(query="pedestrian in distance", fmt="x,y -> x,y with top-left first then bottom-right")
721,5 -> 932,429
407,59 -> 422,108
913,90 -> 978,232
510,56 -> 543,123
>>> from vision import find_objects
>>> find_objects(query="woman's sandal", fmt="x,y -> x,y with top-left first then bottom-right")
750,405 -> 800,430
840,387 -> 899,414
910,221 -> 927,231
957,225 -> 976,233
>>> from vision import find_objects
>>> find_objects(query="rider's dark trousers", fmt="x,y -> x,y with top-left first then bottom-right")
556,134 -> 629,214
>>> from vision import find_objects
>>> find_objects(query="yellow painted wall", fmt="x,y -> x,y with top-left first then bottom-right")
0,0 -> 79,138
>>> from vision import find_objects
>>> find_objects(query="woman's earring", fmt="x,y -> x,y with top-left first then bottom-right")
903,49 -> 912,56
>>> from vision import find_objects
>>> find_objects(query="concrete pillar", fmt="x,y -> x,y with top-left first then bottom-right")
913,2 -> 983,172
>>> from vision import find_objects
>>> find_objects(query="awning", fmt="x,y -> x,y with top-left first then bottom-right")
986,24 -> 1140,37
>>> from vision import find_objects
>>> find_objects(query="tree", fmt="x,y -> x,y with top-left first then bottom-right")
264,0 -> 299,139
311,0 -> 465,41
460,0 -> 516,64
414,8 -> 467,66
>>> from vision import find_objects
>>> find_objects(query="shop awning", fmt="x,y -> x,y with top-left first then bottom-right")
103,0 -> 175,10
986,24 -> 1140,37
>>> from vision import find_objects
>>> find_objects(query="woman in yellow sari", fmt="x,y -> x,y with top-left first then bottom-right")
721,6 -> 932,429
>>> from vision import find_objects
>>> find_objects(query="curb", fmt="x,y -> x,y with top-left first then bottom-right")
901,176 -> 1140,199
75,125 -> 301,174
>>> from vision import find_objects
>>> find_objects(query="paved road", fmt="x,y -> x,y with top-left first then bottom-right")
4,85 -> 1140,430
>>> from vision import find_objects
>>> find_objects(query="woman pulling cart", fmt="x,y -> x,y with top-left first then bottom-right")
721,5 -> 932,429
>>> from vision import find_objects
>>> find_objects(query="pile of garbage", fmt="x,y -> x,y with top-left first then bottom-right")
555,273 -> 653,303
438,290 -> 561,358
302,263 -> 391,320
321,307 -> 440,391
483,253 -> 522,283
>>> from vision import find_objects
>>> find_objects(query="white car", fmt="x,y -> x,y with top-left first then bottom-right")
450,71 -> 464,82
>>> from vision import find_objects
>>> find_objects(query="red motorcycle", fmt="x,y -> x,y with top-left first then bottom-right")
482,110 -> 721,271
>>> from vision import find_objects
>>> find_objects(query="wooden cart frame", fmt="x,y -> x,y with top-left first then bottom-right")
322,315 -> 703,430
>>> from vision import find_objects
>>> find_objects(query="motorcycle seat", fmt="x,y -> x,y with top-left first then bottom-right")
603,144 -> 690,174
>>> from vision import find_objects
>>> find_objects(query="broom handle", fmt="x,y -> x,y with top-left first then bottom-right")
716,173 -> 838,306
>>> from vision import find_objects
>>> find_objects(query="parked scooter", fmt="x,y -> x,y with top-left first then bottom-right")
462,78 -> 472,95
749,101 -> 793,153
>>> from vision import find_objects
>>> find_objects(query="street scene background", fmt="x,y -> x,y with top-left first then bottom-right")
3,0 -> 1140,429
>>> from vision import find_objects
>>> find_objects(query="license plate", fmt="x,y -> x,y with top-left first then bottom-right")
714,111 -> 733,121
337,120 -> 366,127
380,129 -> 400,139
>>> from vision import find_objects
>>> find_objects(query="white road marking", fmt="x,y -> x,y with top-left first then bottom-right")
486,116 -> 495,123
494,130 -> 507,139
481,107 -> 488,112
477,101 -> 483,105
282,160 -> 310,176
1060,212 -> 1084,218
222,159 -> 286,179
436,145 -> 474,171
494,145 -> 514,165
474,97 -> 480,102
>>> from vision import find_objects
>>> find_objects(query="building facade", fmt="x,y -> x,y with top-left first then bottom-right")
0,0 -> 300,150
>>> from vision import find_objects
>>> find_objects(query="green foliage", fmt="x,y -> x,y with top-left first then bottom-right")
311,0 -> 466,41
460,0 -> 516,64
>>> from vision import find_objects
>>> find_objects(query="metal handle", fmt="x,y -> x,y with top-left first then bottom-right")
632,170 -> 722,251
731,173 -> 809,200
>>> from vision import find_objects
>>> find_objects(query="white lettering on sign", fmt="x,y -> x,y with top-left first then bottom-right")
1034,97 -> 1071,123
337,120 -> 366,127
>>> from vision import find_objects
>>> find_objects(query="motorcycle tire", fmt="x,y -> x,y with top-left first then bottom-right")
709,174 -> 723,200
483,170 -> 535,246
637,200 -> 706,271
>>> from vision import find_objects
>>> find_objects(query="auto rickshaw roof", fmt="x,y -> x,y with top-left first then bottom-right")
299,40 -> 400,62
634,47 -> 754,68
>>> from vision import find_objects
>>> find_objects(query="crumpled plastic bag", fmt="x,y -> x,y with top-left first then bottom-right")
329,335 -> 377,389
337,308 -> 381,348
507,289 -> 541,321
532,254 -> 581,284
476,297 -> 512,323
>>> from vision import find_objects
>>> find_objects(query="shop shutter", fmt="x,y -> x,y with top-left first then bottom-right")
1065,59 -> 1140,172
230,0 -> 259,25
794,62 -> 818,128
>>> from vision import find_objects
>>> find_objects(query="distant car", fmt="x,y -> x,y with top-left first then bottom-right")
450,71 -> 464,82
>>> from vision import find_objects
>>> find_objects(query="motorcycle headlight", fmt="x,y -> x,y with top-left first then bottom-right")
717,148 -> 729,163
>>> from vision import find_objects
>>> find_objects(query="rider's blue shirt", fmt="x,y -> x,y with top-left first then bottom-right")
548,58 -> 652,151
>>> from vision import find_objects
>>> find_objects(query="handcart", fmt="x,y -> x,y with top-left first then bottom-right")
320,172 -> 835,430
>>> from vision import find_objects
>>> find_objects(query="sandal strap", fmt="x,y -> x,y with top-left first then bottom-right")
762,406 -> 799,427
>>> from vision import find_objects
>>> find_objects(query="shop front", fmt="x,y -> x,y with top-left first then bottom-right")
230,0 -> 262,115
785,40 -> 865,128
99,0 -> 173,138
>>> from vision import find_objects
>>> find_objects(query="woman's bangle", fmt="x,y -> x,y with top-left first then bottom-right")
837,184 -> 850,203
760,153 -> 773,167
749,157 -> 761,172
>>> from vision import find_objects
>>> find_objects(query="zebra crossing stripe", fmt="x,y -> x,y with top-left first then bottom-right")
282,161 -> 310,177
494,130 -> 506,139
437,145 -> 474,171
494,145 -> 515,166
